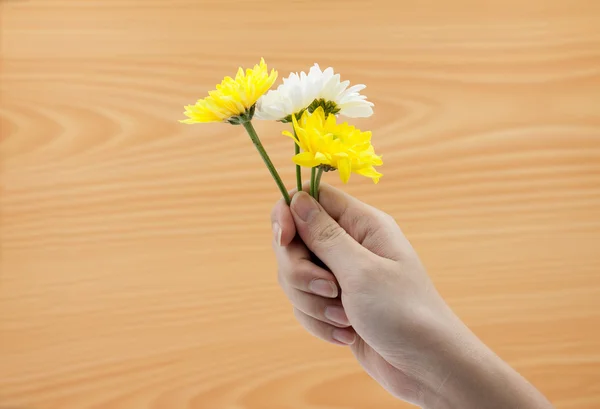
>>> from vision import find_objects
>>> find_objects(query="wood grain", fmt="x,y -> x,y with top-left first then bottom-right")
1,1 -> 600,408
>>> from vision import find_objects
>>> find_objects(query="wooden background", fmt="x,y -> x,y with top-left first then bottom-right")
1,1 -> 599,408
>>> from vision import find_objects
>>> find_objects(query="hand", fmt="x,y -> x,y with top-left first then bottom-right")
271,184 -> 456,404
271,184 -> 554,409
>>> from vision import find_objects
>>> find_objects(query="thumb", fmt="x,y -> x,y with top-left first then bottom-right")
290,191 -> 372,277
318,184 -> 408,260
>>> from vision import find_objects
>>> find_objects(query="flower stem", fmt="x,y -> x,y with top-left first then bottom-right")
242,121 -> 291,205
310,167 -> 317,198
314,167 -> 324,201
294,135 -> 302,192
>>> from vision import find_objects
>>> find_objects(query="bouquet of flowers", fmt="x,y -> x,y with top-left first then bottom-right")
180,59 -> 382,203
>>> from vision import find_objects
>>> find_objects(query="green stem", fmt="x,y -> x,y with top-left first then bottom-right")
310,167 -> 317,198
242,121 -> 291,205
294,137 -> 302,192
314,167 -> 324,201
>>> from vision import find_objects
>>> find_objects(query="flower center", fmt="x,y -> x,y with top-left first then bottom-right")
226,104 -> 256,125
307,99 -> 341,117
319,164 -> 337,172
281,99 -> 340,123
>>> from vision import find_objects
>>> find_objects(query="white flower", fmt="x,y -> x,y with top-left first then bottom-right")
255,64 -> 374,122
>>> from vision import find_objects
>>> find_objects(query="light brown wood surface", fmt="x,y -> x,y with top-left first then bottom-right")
1,1 -> 600,408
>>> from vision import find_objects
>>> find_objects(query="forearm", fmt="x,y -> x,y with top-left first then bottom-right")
424,320 -> 554,409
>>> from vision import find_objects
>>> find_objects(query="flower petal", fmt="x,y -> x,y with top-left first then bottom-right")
254,63 -> 373,121
338,157 -> 351,184
286,102 -> 382,185
355,166 -> 383,184
293,152 -> 323,168
181,58 -> 276,124
282,130 -> 300,145
314,151 -> 328,162
339,103 -> 374,118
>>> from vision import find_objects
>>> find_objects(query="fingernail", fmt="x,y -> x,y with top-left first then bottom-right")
291,192 -> 319,222
272,222 -> 282,246
325,306 -> 350,326
332,329 -> 356,345
309,279 -> 338,298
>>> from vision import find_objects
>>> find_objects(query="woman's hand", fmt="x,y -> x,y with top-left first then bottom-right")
271,184 -> 554,409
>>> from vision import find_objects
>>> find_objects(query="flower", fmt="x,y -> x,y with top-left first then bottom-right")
284,107 -> 382,184
180,58 -> 277,125
255,64 -> 374,122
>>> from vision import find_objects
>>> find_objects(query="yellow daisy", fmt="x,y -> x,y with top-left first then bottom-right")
181,58 -> 278,124
284,107 -> 383,184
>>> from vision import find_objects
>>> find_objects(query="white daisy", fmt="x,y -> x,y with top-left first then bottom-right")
255,64 -> 374,122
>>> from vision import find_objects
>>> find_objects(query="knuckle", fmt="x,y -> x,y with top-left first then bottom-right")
281,259 -> 323,293
288,263 -> 305,286
313,223 -> 345,246
381,211 -> 397,226
346,209 -> 365,229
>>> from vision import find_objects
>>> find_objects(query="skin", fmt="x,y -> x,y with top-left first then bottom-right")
271,184 -> 555,409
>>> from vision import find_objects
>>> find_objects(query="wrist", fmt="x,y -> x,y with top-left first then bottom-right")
419,322 -> 497,409
412,314 -> 484,408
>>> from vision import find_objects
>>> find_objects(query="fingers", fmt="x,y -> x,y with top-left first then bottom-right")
273,242 -> 339,298
281,257 -> 339,298
289,191 -> 373,278
293,308 -> 357,346
271,197 -> 296,247
273,234 -> 353,342
289,290 -> 350,327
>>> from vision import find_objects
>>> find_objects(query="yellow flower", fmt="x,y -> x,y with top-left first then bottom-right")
284,107 -> 383,184
181,58 -> 277,124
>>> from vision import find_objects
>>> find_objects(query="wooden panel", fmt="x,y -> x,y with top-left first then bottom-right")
1,1 -> 599,408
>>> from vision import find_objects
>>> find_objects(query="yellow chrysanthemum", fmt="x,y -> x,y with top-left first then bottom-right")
181,58 -> 278,124
283,107 -> 383,184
